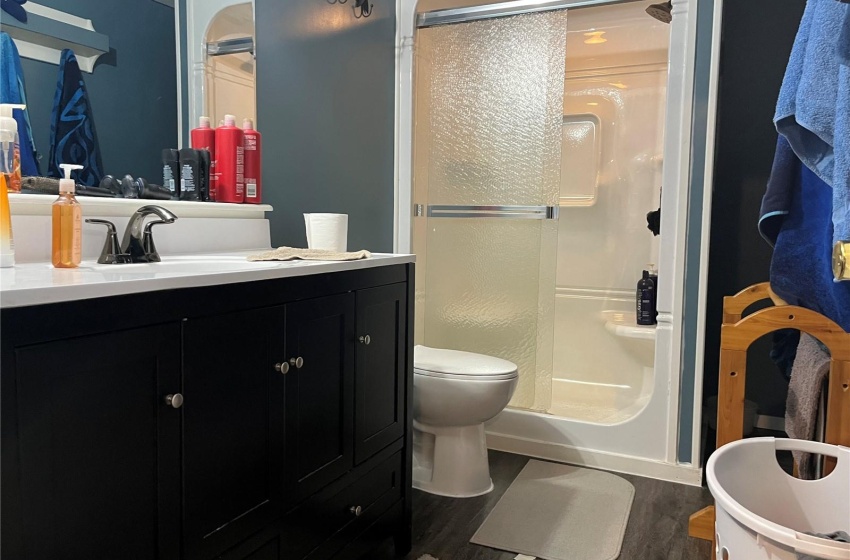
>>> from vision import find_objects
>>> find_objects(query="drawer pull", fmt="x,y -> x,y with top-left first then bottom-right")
349,505 -> 363,517
163,393 -> 183,409
275,362 -> 290,374
290,357 -> 304,369
359,335 -> 371,345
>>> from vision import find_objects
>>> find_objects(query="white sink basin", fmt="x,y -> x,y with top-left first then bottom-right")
84,255 -> 281,275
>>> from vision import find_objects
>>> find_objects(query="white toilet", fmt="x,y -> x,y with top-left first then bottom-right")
412,345 -> 518,498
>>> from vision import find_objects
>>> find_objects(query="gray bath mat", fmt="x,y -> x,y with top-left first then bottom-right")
470,460 -> 635,560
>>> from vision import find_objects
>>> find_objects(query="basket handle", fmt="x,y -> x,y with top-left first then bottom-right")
773,438 -> 842,458
793,532 -> 850,559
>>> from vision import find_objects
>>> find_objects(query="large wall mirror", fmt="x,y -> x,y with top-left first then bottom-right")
0,0 -> 255,190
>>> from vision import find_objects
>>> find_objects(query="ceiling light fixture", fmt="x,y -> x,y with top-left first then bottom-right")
583,31 -> 607,44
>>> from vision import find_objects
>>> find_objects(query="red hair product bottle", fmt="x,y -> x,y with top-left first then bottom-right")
215,114 -> 244,203
242,118 -> 262,204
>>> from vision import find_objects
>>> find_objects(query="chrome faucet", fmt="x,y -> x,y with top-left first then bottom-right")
86,205 -> 178,264
122,205 -> 178,262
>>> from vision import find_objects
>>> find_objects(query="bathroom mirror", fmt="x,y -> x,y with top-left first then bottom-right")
1,1 -> 179,185
0,0 -> 256,188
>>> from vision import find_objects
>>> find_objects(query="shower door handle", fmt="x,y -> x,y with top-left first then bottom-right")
424,205 -> 558,220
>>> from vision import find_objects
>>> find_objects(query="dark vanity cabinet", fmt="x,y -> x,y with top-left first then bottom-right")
354,285 -> 407,464
283,294 -> 357,503
1,264 -> 414,560
182,307 -> 285,560
10,325 -> 183,560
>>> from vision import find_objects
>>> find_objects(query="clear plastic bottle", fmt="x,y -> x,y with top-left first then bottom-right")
0,104 -> 25,193
52,164 -> 83,268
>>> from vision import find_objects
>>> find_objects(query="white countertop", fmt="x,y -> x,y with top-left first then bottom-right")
0,252 -> 415,309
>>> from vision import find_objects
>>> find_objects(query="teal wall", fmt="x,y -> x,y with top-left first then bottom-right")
255,0 -> 396,252
676,0 -> 715,465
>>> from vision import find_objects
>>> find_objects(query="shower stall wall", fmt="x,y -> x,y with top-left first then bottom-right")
400,0 -> 706,484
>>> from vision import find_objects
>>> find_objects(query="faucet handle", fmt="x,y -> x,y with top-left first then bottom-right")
141,219 -> 172,262
86,219 -> 131,264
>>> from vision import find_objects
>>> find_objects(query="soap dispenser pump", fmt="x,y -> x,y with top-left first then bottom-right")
0,103 -> 25,193
52,163 -> 83,268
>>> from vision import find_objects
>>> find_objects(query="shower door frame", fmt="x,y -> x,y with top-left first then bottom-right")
395,0 -> 711,481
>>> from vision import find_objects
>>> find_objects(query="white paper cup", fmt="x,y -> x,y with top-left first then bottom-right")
304,213 -> 348,252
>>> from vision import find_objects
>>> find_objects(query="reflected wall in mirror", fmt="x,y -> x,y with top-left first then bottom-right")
185,0 -> 256,138
1,0 -> 177,184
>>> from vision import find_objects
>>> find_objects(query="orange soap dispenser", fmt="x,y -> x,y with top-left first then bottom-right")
52,163 -> 83,268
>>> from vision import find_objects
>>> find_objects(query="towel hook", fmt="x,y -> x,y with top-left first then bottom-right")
353,0 -> 372,18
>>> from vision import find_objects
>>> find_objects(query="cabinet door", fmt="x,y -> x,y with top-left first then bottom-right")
14,325 -> 181,560
284,293 -> 356,503
182,308 -> 285,560
354,284 -> 407,463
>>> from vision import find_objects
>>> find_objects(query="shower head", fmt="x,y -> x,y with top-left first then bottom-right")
645,1 -> 672,24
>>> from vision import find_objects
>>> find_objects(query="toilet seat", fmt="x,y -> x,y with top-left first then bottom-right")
414,345 -> 518,380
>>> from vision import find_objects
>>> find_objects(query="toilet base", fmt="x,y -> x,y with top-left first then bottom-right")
412,420 -> 494,498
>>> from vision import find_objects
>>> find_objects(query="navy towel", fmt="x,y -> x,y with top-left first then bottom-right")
759,136 -> 797,246
0,32 -> 39,176
769,155 -> 850,332
48,49 -> 103,186
0,0 -> 28,23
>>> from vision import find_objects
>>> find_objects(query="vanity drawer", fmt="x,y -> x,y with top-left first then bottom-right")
289,449 -> 403,560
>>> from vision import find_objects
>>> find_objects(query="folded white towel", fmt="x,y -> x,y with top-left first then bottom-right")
247,246 -> 371,262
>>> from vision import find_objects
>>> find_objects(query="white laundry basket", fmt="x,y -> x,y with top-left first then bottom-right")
707,437 -> 850,560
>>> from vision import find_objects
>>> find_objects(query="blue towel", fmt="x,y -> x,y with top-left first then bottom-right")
48,49 -> 103,186
774,0 -> 850,244
839,4 -> 850,67
770,156 -> 850,332
0,32 -> 39,176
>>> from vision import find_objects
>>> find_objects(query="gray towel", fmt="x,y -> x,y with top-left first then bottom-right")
247,246 -> 371,262
785,333 -> 831,479
798,531 -> 850,560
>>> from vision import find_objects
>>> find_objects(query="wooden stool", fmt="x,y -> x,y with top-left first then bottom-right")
688,283 -> 850,559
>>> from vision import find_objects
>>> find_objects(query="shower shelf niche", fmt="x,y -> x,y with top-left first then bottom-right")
559,113 -> 601,207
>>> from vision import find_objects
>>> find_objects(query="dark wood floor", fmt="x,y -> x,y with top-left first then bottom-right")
373,451 -> 714,560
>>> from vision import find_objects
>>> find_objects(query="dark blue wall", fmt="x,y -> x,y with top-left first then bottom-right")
255,0 -> 396,252
697,0 -> 805,462
16,0 -> 177,182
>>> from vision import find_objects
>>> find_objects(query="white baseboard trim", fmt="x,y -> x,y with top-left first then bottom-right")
755,414 -> 786,432
487,431 -> 704,487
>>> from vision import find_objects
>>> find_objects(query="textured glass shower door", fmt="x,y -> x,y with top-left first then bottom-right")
414,10 -> 567,411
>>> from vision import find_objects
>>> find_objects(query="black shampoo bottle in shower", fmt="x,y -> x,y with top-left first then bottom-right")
636,267 -> 657,325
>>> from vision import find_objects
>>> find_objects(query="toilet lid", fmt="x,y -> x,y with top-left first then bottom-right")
414,345 -> 518,379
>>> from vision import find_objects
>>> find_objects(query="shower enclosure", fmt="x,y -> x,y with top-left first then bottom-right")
406,0 -> 703,482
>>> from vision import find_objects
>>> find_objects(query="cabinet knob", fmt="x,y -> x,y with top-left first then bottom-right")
290,357 -> 304,369
349,505 -> 363,517
275,362 -> 290,374
164,393 -> 183,409
359,335 -> 371,345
